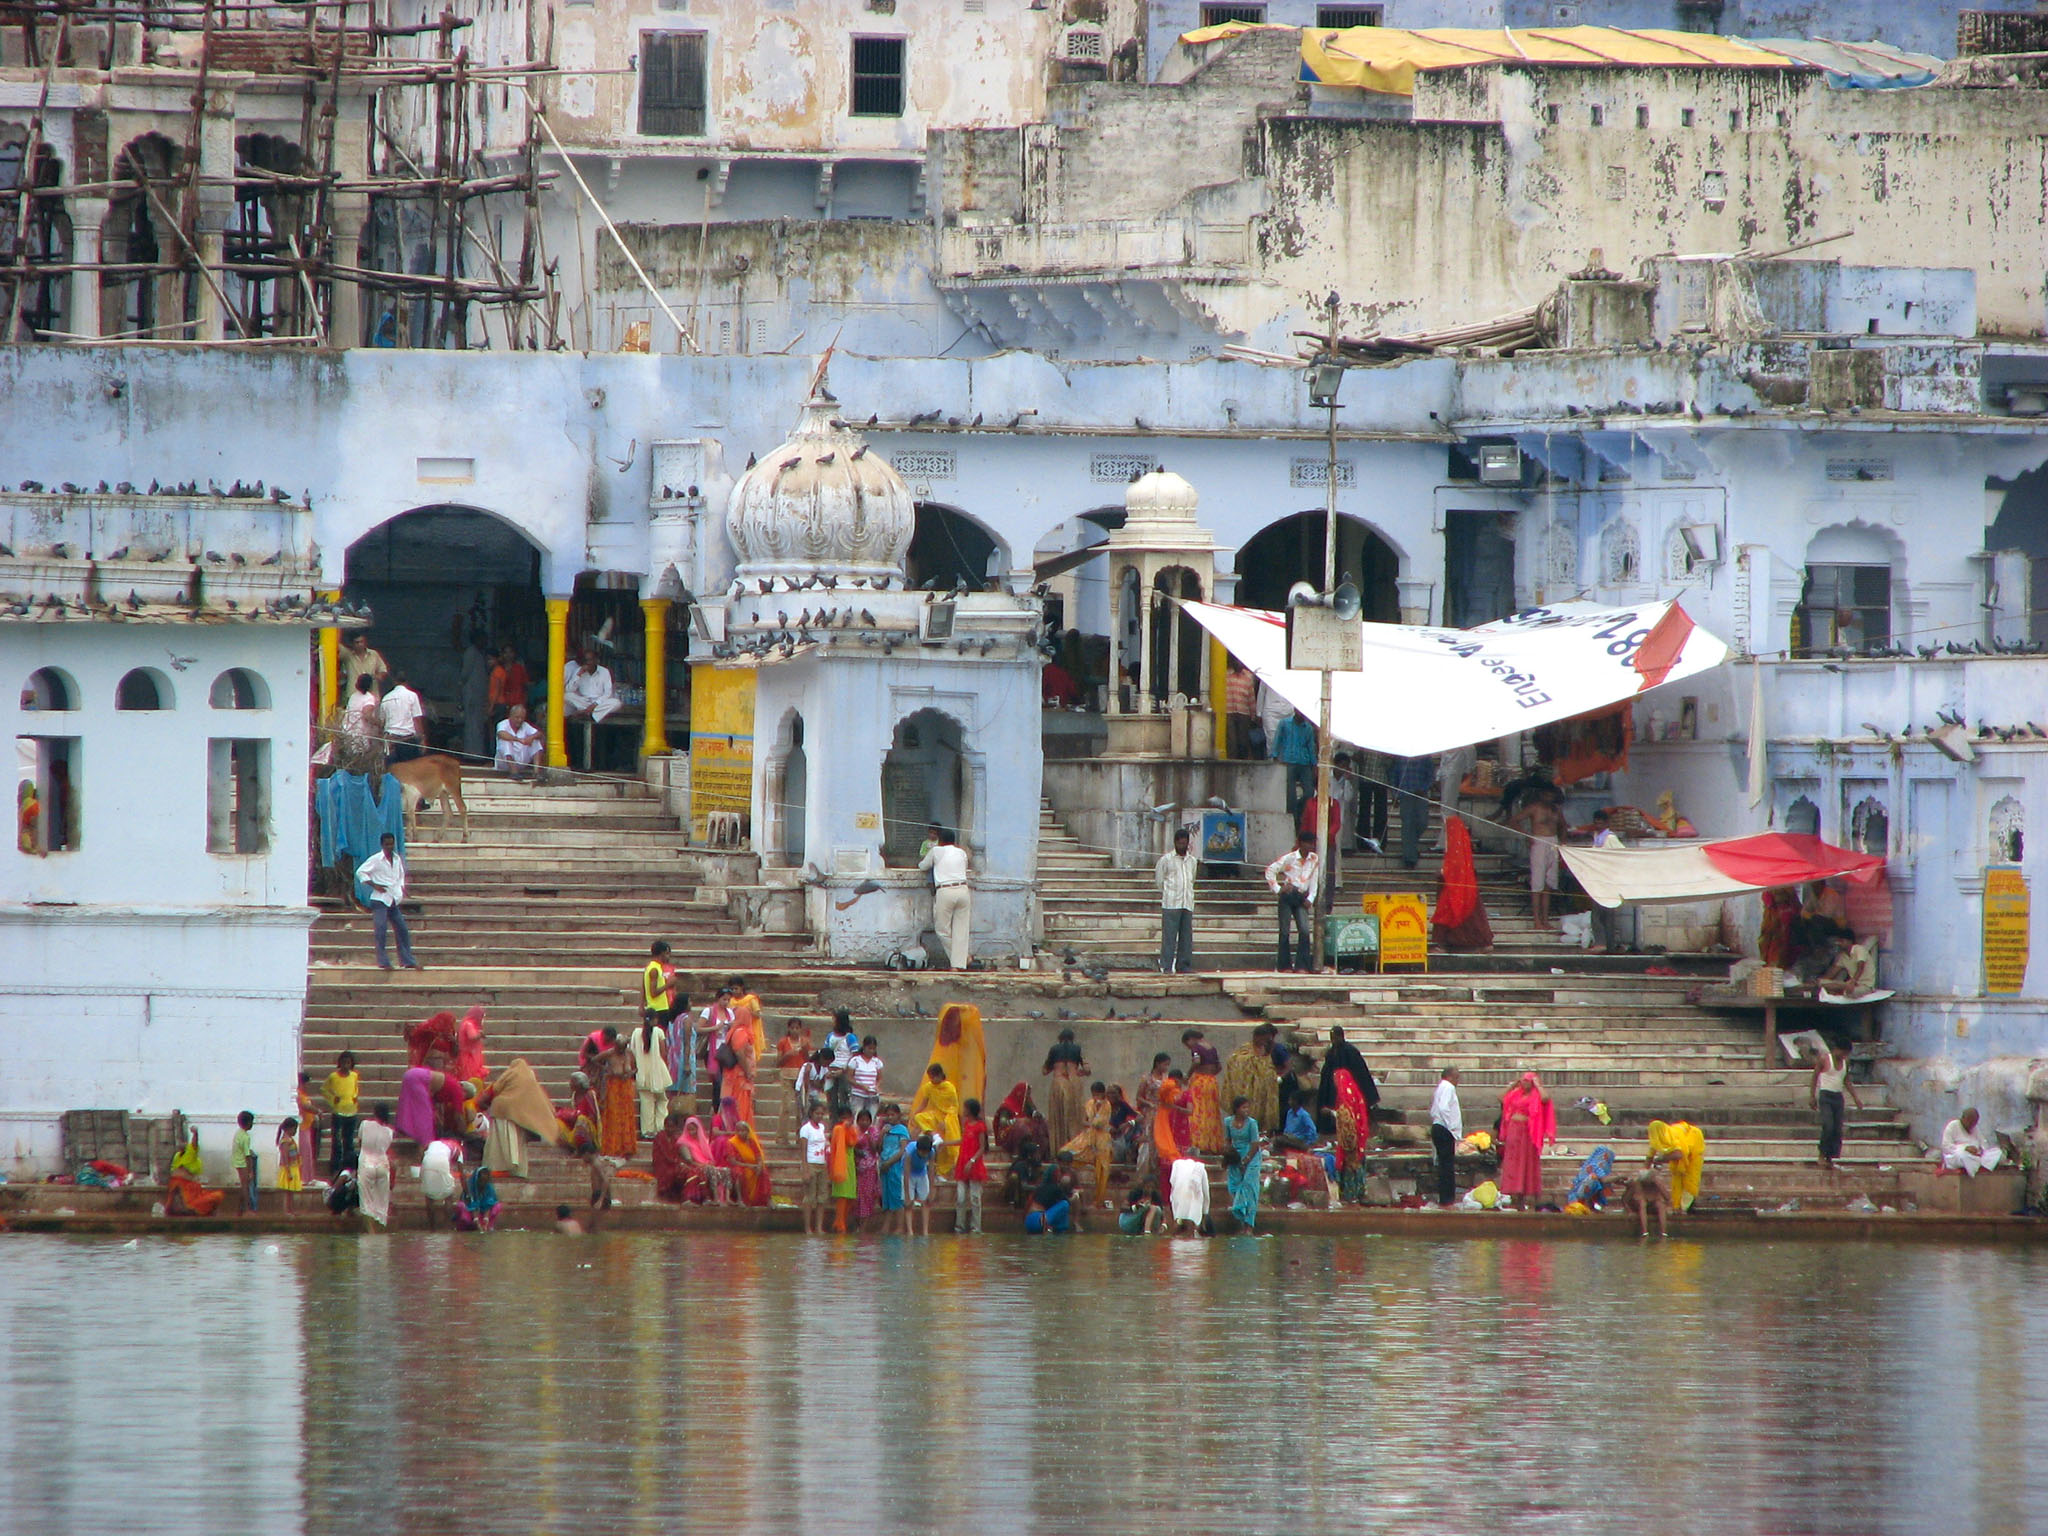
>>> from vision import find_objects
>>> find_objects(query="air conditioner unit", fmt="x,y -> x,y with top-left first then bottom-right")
1055,22 -> 1107,64
1478,444 -> 1523,484
920,599 -> 957,642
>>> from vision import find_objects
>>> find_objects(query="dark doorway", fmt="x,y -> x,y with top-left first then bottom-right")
1235,512 -> 1400,620
908,504 -> 1005,591
343,507 -> 546,748
1444,511 -> 1518,627
1987,462 -> 2048,641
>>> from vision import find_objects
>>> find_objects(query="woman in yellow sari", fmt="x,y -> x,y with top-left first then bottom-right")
1646,1119 -> 1705,1212
910,1063 -> 963,1177
930,1002 -> 986,1108
166,1129 -> 223,1217
727,1121 -> 772,1207
1061,1081 -> 1115,1209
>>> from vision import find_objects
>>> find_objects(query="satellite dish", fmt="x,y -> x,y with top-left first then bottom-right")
1331,581 -> 1361,621
1286,580 -> 1318,608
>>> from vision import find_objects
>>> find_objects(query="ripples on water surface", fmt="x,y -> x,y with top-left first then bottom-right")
0,1233 -> 2042,1535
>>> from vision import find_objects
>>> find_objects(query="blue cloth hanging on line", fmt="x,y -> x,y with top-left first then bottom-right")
315,771 -> 404,866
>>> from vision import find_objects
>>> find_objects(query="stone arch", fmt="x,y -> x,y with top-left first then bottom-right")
20,666 -> 77,711
1232,511 -> 1402,620
105,133 -> 188,338
907,502 -> 1011,591
1797,520 -> 1906,655
115,666 -> 174,711
1784,792 -> 1821,837
1847,791 -> 1889,857
0,131 -> 66,340
879,706 -> 969,868
344,505 -> 548,727
209,667 -> 271,710
763,707 -> 809,869
230,133 -> 308,336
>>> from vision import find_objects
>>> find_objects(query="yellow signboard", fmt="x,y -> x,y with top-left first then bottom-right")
688,665 -> 754,840
1983,864 -> 2028,995
1368,892 -> 1430,970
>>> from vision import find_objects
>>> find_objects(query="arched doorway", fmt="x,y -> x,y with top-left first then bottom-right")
343,506 -> 547,751
880,708 -> 965,867
908,503 -> 1009,591
1235,512 -> 1401,621
770,711 -> 808,868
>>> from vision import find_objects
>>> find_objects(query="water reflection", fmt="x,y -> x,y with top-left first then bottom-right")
0,1234 -> 2043,1535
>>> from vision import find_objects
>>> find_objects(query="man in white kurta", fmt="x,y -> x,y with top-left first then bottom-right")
494,705 -> 542,781
1940,1108 -> 2004,1175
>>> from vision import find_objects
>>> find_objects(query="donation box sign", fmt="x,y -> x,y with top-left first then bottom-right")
1372,893 -> 1430,968
1983,865 -> 2029,995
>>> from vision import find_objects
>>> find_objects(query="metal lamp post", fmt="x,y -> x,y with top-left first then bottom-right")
1304,308 -> 1345,971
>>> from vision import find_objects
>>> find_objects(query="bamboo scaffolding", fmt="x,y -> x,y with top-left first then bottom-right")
0,0 -> 559,348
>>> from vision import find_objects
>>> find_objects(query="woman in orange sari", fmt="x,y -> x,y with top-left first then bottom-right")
1184,1029 -> 1226,1153
1153,1069 -> 1190,1202
597,1037 -> 639,1157
725,998 -> 759,1128
1431,816 -> 1494,953
828,1110 -> 860,1232
728,1121 -> 772,1207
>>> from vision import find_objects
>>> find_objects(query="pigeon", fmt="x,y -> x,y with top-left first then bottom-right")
126,590 -> 142,610
861,609 -> 877,626
105,545 -> 130,561
0,542 -> 12,557
205,551 -> 225,564
260,551 -> 281,566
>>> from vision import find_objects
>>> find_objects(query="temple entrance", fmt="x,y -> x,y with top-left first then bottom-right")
880,709 -> 964,867
772,712 -> 808,868
342,506 -> 546,752
1235,512 -> 1401,620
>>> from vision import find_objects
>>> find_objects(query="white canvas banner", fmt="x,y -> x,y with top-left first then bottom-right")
1185,599 -> 1729,758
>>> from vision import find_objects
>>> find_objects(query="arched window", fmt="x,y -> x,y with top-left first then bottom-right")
1785,794 -> 1821,837
1798,525 -> 1896,656
209,668 -> 269,709
1990,795 -> 2024,864
115,668 -> 173,711
881,709 -> 965,868
20,667 -> 76,711
1848,795 -> 1889,857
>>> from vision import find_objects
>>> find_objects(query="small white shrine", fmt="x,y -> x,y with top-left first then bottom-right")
699,388 -> 1043,963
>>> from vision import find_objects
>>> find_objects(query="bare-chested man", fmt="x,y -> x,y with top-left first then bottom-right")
1510,791 -> 1567,929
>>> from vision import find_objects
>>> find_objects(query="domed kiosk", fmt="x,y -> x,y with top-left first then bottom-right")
692,385 -> 1044,965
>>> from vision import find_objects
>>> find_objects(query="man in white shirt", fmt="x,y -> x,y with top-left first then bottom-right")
1430,1066 -> 1464,1208
494,703 -> 542,782
1264,831 -> 1320,973
1156,826 -> 1199,974
918,828 -> 972,970
563,647 -> 620,723
797,1104 -> 831,1234
1940,1107 -> 2004,1175
354,832 -> 420,970
1588,809 -> 1626,953
379,673 -> 425,763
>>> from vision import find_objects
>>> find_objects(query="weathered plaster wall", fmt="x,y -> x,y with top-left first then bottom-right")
541,0 -> 1057,154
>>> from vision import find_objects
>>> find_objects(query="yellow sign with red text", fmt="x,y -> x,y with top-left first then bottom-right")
1366,892 -> 1430,970
1983,865 -> 2028,995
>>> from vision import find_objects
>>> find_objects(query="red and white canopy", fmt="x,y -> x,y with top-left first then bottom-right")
1561,832 -> 1887,910
1183,598 -> 1728,758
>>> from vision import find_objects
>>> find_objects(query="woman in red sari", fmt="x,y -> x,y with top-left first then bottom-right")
1153,1069 -> 1190,1202
454,1006 -> 488,1083
1498,1071 -> 1556,1206
1431,816 -> 1494,953
651,1112 -> 689,1202
403,1010 -> 459,1068
1331,1069 -> 1372,1204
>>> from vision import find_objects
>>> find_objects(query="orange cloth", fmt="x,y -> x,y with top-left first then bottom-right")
167,1174 -> 223,1217
600,1072 -> 638,1157
828,1121 -> 858,1185
1154,1078 -> 1188,1163
730,1124 -> 772,1206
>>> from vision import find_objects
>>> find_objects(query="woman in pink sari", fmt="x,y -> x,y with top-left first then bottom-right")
454,1006 -> 488,1083
682,1116 -> 733,1204
1498,1071 -> 1556,1206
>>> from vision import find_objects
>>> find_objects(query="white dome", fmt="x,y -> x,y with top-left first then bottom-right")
1124,467 -> 1200,527
726,394 -> 913,583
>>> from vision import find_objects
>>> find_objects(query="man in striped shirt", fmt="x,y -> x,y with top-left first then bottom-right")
1155,826 -> 1200,973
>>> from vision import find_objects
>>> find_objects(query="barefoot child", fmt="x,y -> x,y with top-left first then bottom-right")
274,1116 -> 303,1214
1626,1165 -> 1672,1238
232,1110 -> 259,1214
954,1098 -> 989,1234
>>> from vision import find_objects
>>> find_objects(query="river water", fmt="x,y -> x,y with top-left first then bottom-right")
0,1232 -> 2041,1536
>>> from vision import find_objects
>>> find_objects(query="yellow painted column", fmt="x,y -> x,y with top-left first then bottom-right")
1210,635 -> 1229,759
640,598 -> 671,756
545,596 -> 571,767
318,591 -> 342,717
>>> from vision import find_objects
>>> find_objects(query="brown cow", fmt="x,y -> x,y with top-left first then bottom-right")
390,752 -> 469,843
